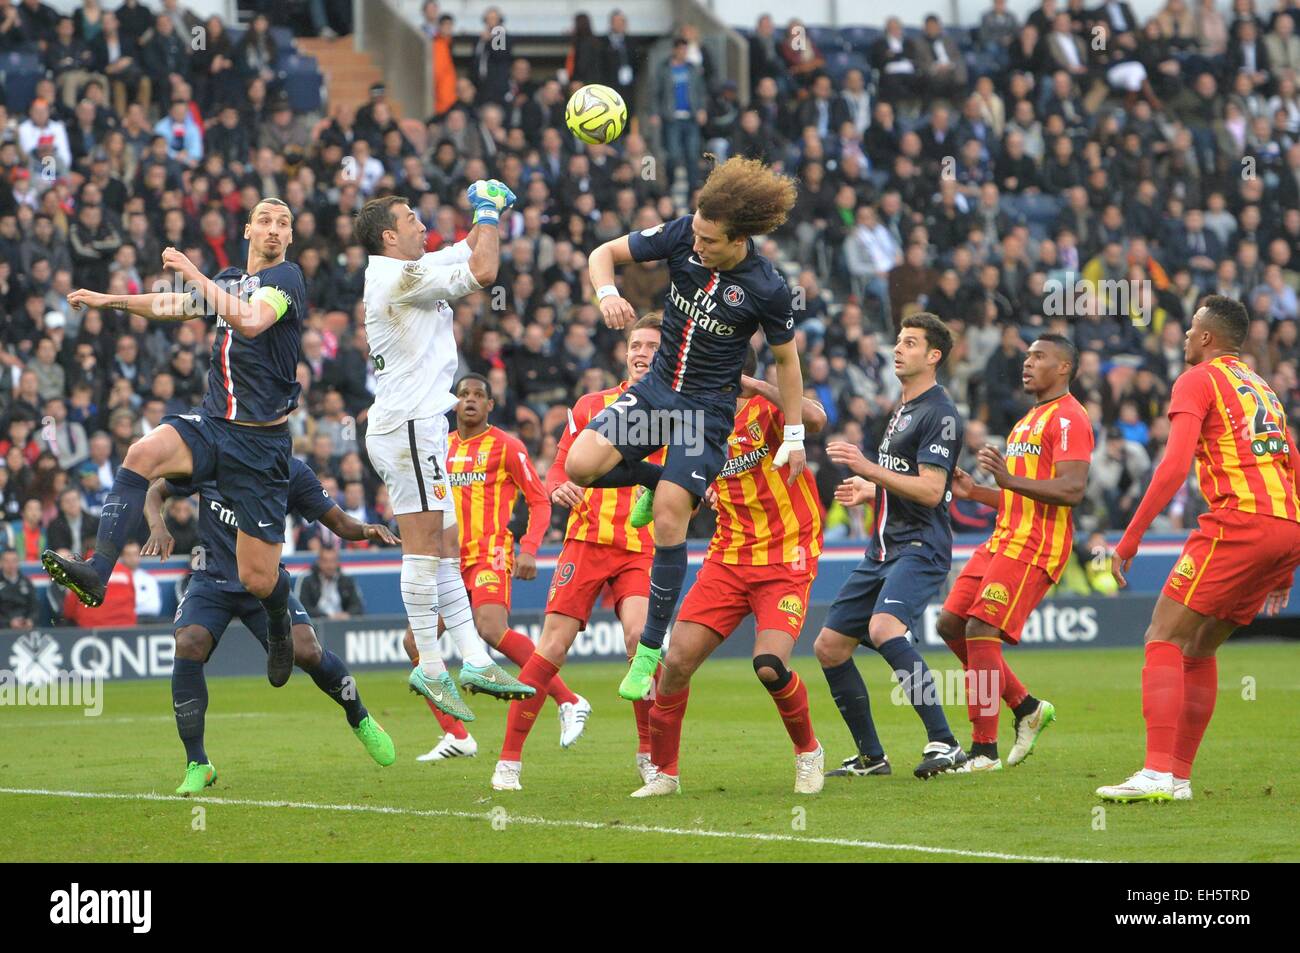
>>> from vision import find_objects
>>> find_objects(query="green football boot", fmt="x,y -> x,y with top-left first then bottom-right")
176,761 -> 217,796
460,662 -> 536,700
408,667 -> 476,721
618,643 -> 662,701
629,487 -> 655,528
352,715 -> 396,766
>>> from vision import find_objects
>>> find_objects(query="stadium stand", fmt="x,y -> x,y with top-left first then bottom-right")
4,0 -> 1300,628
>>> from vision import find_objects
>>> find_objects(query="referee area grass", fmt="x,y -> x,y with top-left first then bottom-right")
1,645 -> 1295,862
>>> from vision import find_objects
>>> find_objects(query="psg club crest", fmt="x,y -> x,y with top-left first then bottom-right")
895,414 -> 912,433
723,285 -> 745,306
240,275 -> 261,296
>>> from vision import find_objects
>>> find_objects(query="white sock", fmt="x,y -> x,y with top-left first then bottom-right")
401,554 -> 444,679
437,557 -> 493,667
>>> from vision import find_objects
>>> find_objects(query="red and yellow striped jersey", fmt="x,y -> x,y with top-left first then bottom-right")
708,396 -> 824,566
1168,355 -> 1300,520
987,393 -> 1093,581
545,382 -> 666,553
446,425 -> 551,568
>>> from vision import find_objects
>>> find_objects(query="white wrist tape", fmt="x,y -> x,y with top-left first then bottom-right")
783,424 -> 806,443
596,284 -> 619,301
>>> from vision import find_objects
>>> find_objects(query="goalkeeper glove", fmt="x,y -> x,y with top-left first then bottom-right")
467,179 -> 516,226
772,424 -> 805,468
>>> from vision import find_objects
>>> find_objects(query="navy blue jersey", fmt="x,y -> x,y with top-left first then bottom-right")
627,215 -> 794,402
169,457 -> 334,592
199,261 -> 306,423
868,384 -> 963,564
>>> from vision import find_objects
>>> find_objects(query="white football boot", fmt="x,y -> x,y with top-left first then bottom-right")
490,760 -> 522,791
416,732 -> 478,763
1096,769 -> 1174,802
558,695 -> 592,748
794,744 -> 826,794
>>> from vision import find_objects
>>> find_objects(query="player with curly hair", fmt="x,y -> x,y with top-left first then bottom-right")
540,156 -> 807,720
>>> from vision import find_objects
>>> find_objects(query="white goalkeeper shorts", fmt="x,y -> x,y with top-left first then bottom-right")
366,415 -> 457,520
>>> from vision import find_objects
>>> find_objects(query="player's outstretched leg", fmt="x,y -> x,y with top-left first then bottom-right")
816,631 -> 891,777
291,618 -> 394,766
172,627 -> 217,796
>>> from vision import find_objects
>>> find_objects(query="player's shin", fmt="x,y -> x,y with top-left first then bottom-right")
877,636 -> 958,746
172,657 -> 209,766
590,459 -> 664,490
1142,640 -> 1184,775
305,649 -> 368,728
402,555 -> 445,677
965,638 -> 1003,759
500,654 -> 558,761
1173,655 -> 1218,779
764,668 -> 818,754
821,659 -> 885,759
88,467 -> 151,583
648,685 -> 689,777
639,541 -> 687,651
436,557 -> 493,667
262,568 -> 294,687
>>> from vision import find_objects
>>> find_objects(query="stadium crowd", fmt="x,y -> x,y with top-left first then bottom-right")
5,0 -> 1300,628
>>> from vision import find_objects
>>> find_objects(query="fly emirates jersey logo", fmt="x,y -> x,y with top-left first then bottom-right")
668,281 -> 736,337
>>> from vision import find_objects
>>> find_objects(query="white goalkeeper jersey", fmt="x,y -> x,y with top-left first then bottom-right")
363,240 -> 481,436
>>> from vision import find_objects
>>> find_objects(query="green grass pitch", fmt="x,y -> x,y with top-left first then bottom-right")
1,645 -> 1295,862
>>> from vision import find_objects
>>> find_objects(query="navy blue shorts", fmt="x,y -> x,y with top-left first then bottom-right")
823,546 -> 950,643
174,573 -> 312,657
164,413 -> 291,543
584,372 -> 734,498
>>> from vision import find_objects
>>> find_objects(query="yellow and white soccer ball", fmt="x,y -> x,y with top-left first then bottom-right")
564,84 -> 628,145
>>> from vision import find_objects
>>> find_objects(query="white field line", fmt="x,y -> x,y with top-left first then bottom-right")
0,787 -> 1106,863
4,713 -> 272,728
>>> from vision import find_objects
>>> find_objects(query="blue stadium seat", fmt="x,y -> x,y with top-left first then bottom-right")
842,27 -> 880,53
279,54 -> 319,74
4,72 -> 40,114
809,27 -> 847,54
270,26 -> 296,54
283,71 -> 322,112
227,27 -> 245,47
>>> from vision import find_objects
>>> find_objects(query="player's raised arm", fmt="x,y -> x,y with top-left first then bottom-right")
589,234 -> 638,329
68,288 -> 193,321
162,247 -> 286,338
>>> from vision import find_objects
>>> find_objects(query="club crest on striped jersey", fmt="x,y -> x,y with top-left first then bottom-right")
748,421 -> 763,444
476,449 -> 490,468
723,284 -> 745,306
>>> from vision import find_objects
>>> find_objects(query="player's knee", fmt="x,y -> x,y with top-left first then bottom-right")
936,611 -> 963,643
239,564 -> 276,599
123,438 -> 161,477
753,653 -> 792,690
813,630 -> 849,666
293,627 -> 322,669
174,628 -> 211,661
866,616 -> 901,648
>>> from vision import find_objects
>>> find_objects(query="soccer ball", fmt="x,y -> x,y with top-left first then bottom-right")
565,84 -> 628,145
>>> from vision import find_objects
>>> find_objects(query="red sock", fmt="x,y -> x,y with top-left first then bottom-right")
1000,657 -> 1028,710
425,699 -> 469,740
631,662 -> 661,754
497,629 -> 579,706
965,638 -> 1004,745
1142,641 -> 1184,774
1172,655 -> 1218,779
500,654 -> 558,761
648,685 -> 689,777
768,672 -> 818,754
942,633 -> 969,666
